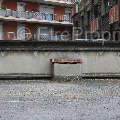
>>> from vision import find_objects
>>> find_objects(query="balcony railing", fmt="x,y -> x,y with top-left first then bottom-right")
37,34 -> 71,41
22,0 -> 72,6
0,9 -> 71,23
6,31 -> 71,40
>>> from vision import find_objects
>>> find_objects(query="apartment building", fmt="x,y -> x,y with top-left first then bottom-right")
0,0 -> 75,40
73,0 -> 120,40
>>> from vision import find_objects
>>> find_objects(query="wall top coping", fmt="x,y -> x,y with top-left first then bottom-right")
0,40 -> 120,51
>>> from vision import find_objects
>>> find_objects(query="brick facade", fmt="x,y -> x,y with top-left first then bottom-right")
26,2 -> 39,12
54,6 -> 65,21
2,0 -> 17,10
3,21 -> 17,40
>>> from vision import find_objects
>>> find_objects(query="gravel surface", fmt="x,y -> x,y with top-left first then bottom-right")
0,80 -> 120,120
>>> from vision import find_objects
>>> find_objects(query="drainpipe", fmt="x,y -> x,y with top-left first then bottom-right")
118,0 -> 120,24
98,0 -> 102,39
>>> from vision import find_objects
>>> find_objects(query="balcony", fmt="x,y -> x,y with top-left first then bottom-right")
7,32 -> 71,40
23,0 -> 73,7
38,34 -> 71,41
0,9 -> 73,26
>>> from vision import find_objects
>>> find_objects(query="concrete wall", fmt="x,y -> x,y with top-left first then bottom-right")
84,52 -> 120,73
0,51 -> 120,77
54,64 -> 82,76
0,52 -> 83,75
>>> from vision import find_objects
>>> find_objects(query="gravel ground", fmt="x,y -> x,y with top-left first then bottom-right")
0,80 -> 120,120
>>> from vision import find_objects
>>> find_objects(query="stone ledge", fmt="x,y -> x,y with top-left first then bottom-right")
1,47 -> 120,52
0,74 -> 52,80
82,73 -> 120,79
0,73 -> 120,80
0,40 -> 119,51
52,75 -> 82,81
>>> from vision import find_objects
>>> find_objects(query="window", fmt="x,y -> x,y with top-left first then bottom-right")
94,5 -> 99,18
65,9 -> 71,22
17,2 -> 25,11
37,27 -> 53,40
87,11 -> 90,26
0,22 -> 3,40
76,4 -> 79,13
81,16 -> 84,26
7,32 -> 16,40
40,6 -> 54,21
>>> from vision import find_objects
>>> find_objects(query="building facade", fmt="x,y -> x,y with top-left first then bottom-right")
73,0 -> 120,41
0,0 -> 75,40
